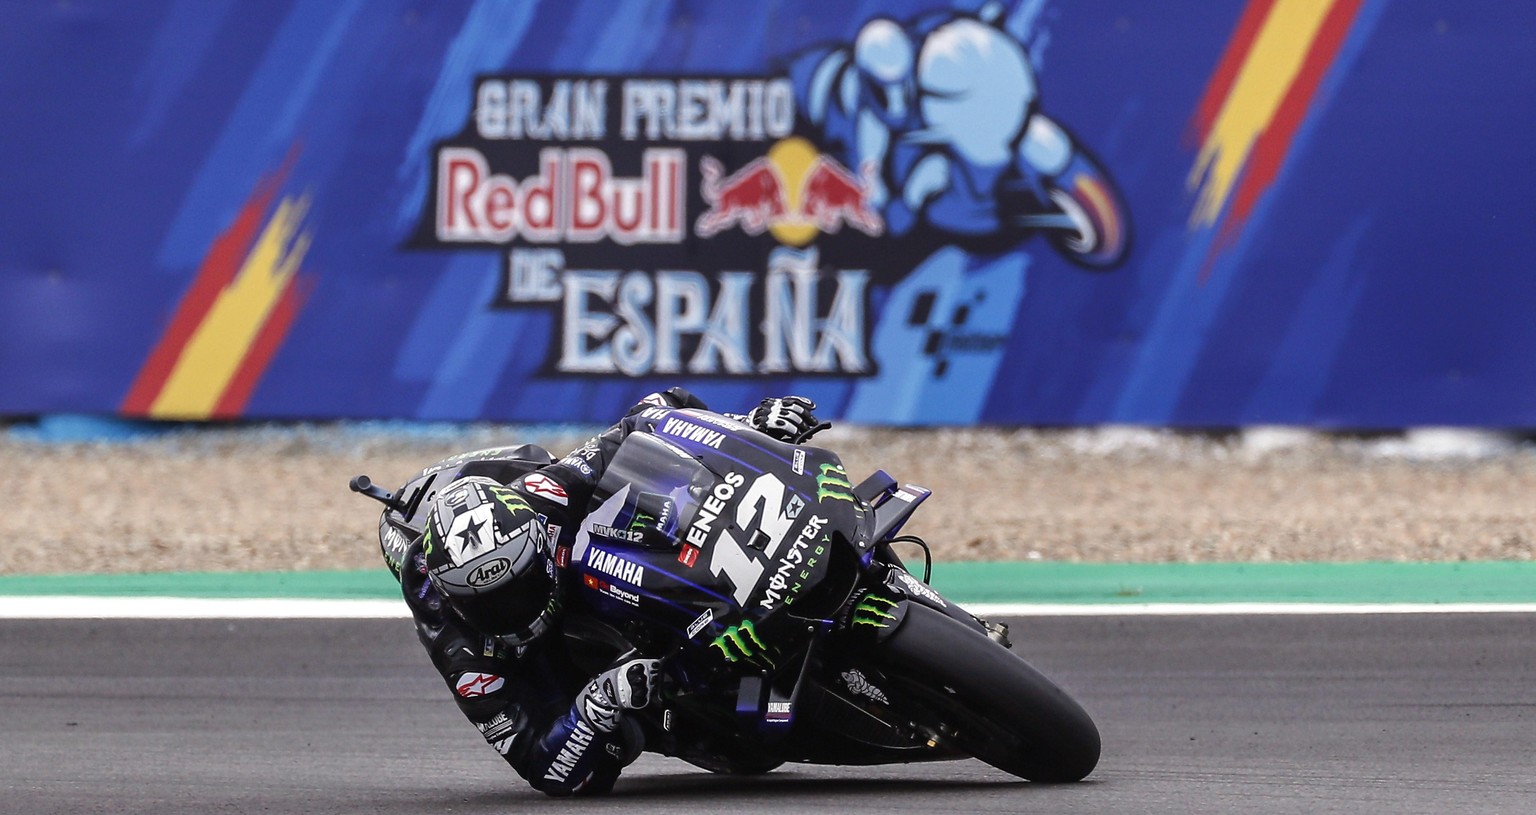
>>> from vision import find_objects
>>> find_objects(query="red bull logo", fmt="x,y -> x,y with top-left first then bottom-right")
695,157 -> 786,237
695,137 -> 883,246
802,157 -> 882,236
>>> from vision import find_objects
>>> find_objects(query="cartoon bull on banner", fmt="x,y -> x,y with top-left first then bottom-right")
790,1 -> 1128,268
786,2 -> 1131,422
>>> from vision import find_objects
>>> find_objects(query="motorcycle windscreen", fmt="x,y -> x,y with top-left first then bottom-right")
589,431 -> 717,550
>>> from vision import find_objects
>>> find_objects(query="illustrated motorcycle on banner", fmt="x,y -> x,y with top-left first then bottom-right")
354,408 -> 1099,781
790,3 -> 1130,269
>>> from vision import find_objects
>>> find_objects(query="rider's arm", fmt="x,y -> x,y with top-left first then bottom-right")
513,387 -> 712,522
1018,113 -> 1075,178
398,542 -> 638,796
512,387 -> 822,537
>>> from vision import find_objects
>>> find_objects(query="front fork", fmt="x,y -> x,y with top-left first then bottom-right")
719,567 -> 999,741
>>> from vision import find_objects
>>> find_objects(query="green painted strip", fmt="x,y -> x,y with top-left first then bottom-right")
0,562 -> 1533,604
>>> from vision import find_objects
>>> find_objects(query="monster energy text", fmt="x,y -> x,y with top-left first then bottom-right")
759,514 -> 828,610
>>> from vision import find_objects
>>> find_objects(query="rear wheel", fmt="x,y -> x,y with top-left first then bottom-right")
872,603 -> 1100,782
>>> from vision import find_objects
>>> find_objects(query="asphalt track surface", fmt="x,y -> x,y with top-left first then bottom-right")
5,614 -> 1534,814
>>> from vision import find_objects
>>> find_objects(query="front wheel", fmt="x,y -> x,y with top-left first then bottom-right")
872,602 -> 1100,782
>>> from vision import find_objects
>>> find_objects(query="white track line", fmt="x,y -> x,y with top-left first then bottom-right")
0,596 -> 407,619
3,596 -> 1536,619
964,602 -> 1536,616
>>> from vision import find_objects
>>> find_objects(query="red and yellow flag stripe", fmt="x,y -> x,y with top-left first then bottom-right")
1187,0 -> 1366,264
122,165 -> 311,420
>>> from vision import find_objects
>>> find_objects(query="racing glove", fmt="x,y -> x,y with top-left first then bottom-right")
574,658 -> 661,733
747,396 -> 824,443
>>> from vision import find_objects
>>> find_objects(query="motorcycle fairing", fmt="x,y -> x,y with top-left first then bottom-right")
566,408 -> 870,652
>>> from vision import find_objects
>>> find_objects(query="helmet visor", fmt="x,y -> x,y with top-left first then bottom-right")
449,559 -> 558,639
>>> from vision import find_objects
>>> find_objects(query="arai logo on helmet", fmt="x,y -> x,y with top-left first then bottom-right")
467,556 -> 512,588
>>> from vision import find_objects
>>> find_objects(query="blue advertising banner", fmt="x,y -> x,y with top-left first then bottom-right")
2,0 -> 1533,426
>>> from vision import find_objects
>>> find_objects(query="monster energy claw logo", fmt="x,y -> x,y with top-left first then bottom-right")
851,593 -> 898,629
628,509 -> 657,532
710,619 -> 774,667
491,487 -> 534,515
815,463 -> 854,503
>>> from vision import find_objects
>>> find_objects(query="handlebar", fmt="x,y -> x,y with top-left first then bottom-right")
349,474 -> 408,512
791,420 -> 833,445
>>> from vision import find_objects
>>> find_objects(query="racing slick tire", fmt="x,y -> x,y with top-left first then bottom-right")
873,602 -> 1100,782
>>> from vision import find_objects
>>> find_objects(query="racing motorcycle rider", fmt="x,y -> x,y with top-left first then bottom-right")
389,388 -> 822,796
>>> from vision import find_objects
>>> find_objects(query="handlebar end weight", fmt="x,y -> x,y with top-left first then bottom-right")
350,474 -> 406,511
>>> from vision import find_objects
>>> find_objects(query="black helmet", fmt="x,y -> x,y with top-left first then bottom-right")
422,476 -> 560,644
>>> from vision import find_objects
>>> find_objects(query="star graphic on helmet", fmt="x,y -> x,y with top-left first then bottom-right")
461,516 -> 486,544
443,505 -> 501,566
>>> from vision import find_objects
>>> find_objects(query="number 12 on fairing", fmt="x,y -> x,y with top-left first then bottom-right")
710,473 -> 796,605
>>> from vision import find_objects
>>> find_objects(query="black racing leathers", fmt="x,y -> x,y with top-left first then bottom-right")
389,388 -> 708,796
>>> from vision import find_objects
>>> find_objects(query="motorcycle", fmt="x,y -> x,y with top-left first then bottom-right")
352,405 -> 1099,782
